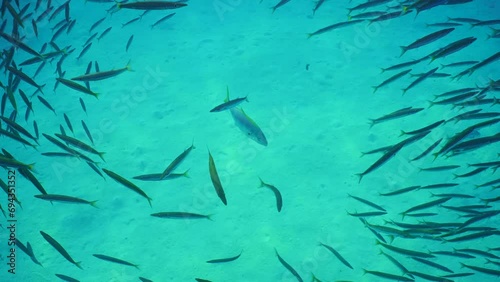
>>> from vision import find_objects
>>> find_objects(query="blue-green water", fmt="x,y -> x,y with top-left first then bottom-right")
1,0 -> 499,281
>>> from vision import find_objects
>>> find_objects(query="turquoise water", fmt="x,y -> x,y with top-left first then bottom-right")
1,0 -> 499,281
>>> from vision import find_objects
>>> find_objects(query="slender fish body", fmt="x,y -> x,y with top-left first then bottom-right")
39,231 -> 82,269
208,150 -> 227,205
102,169 -> 152,207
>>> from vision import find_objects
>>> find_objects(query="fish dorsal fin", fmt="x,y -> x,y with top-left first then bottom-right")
27,242 -> 34,255
224,86 -> 230,102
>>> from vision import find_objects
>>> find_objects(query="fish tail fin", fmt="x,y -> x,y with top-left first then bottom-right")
401,88 -> 408,96
399,46 -> 407,57
431,152 -> 439,161
488,78 -> 496,86
98,152 -> 106,162
134,264 -> 140,270
207,214 -> 215,221
452,174 -> 459,179
39,84 -> 46,94
362,268 -> 368,276
355,173 -> 363,183
473,184 -> 480,189
191,137 -> 196,150
492,97 -> 499,106
368,119 -> 375,128
258,177 -> 265,188
414,11 -> 419,20
427,100 -> 435,108
75,261 -> 83,269
28,163 -> 36,171
125,59 -> 133,72
347,15 -> 352,21
399,130 -> 406,137
94,92 -> 99,99
89,200 -> 99,208
306,33 -> 313,39
371,86 -> 378,94
147,197 -> 153,208
379,67 -> 386,74
182,169 -> 190,178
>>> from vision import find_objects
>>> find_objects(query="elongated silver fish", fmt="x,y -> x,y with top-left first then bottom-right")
35,194 -> 98,207
210,89 -> 248,112
259,178 -> 282,212
40,231 -> 82,269
93,254 -> 139,269
151,212 -> 212,220
71,62 -> 131,81
102,169 -> 152,207
208,150 -> 227,205
117,1 -> 187,10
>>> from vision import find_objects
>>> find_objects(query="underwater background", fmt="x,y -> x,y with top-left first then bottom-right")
0,0 -> 499,281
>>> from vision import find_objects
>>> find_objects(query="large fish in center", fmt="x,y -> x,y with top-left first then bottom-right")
229,107 -> 268,146
220,87 -> 267,146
